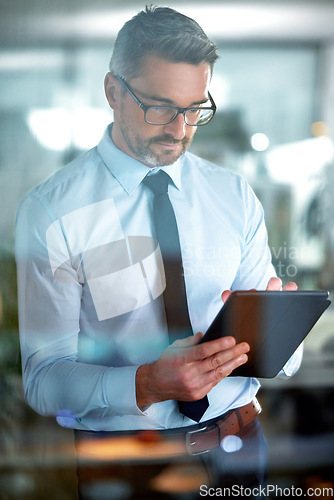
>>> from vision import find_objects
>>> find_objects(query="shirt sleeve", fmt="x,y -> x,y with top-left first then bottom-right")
230,179 -> 275,291
15,194 -> 144,420
230,179 -> 303,377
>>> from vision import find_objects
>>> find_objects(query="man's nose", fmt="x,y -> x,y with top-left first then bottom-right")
164,112 -> 187,140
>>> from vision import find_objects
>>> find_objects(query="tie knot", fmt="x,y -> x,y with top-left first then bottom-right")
143,170 -> 170,196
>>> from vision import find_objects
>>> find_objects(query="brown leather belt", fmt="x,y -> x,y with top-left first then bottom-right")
184,397 -> 261,455
75,398 -> 261,461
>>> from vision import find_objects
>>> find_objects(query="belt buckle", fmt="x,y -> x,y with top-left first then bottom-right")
185,425 -> 210,456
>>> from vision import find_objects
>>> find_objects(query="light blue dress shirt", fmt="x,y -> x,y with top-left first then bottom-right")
15,124 -> 302,431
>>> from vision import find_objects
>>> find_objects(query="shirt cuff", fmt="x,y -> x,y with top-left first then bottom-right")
278,343 -> 304,378
103,365 -> 147,416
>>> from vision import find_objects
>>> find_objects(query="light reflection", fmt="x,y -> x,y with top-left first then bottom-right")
266,137 -> 334,184
251,132 -> 270,152
311,121 -> 328,137
76,435 -> 186,461
27,107 -> 110,151
27,4 -> 334,41
221,434 -> 243,453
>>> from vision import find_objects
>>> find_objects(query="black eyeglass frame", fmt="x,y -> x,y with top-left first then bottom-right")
115,75 -> 217,126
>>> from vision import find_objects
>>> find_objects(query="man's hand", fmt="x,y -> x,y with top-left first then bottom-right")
136,333 -> 249,410
136,277 -> 298,410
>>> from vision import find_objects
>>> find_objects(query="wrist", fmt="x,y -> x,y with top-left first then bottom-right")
135,363 -> 161,410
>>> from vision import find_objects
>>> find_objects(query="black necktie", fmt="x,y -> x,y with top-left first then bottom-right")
143,170 -> 209,422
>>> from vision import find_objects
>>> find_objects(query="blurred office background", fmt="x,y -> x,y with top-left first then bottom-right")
0,0 -> 334,498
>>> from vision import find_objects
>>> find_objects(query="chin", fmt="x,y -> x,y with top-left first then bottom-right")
140,151 -> 183,168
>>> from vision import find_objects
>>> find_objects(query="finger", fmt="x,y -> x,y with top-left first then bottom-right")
266,277 -> 282,291
212,352 -> 249,383
193,331 -> 205,343
283,281 -> 298,291
179,340 -> 249,396
185,335 -> 237,362
171,332 -> 204,348
193,351 -> 249,399
221,290 -> 232,303
205,341 -> 250,372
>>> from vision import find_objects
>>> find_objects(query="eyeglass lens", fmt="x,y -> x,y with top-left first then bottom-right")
145,106 -> 214,126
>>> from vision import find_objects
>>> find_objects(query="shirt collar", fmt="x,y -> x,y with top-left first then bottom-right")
97,123 -> 182,194
147,163 -> 182,191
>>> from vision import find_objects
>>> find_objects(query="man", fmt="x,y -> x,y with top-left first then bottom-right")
16,6 -> 302,499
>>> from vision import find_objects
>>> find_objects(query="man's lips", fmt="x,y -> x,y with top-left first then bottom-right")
150,136 -> 187,150
156,141 -> 181,149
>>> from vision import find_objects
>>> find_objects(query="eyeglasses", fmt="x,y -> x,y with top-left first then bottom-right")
115,75 -> 216,126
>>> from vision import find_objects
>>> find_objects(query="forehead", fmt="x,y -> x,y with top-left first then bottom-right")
130,56 -> 211,104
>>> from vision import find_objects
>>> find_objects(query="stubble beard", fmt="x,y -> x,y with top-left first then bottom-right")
120,124 -> 193,168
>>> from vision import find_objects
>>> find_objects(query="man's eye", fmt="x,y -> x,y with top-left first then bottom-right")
188,108 -> 201,114
151,106 -> 167,112
150,107 -> 174,116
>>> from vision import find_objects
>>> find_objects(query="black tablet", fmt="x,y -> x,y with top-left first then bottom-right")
199,290 -> 331,378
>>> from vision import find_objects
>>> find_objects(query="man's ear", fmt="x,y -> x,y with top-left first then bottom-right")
104,72 -> 120,110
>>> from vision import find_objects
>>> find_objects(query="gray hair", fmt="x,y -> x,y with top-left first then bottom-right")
109,5 -> 218,81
